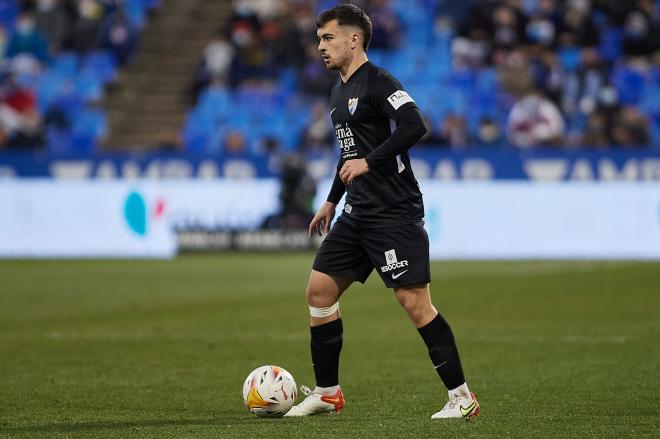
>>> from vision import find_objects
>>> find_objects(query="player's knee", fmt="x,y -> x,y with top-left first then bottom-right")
396,292 -> 418,313
396,288 -> 432,322
305,283 -> 333,307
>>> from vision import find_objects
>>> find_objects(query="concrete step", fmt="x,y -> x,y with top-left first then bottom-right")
105,0 -> 232,149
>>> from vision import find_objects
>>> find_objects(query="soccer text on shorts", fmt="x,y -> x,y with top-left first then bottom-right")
380,249 -> 409,273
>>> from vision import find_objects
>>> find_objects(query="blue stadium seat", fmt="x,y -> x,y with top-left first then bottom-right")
35,71 -> 66,113
125,0 -> 149,28
70,109 -> 107,153
598,27 -> 622,63
0,0 -> 17,31
196,87 -> 230,120
50,52 -> 79,79
45,126 -> 74,155
75,70 -> 103,103
612,65 -> 645,105
81,51 -> 118,85
650,121 -> 660,148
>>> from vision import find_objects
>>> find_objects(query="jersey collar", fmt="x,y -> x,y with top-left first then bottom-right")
340,61 -> 370,86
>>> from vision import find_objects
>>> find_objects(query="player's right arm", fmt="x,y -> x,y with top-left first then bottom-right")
308,164 -> 344,237
308,201 -> 337,237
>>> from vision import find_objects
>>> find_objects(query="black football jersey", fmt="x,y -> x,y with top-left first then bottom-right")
330,61 -> 424,227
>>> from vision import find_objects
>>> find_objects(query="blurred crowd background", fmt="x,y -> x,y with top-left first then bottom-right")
0,0 -> 658,154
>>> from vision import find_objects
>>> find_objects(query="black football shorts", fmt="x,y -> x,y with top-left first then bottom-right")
312,217 -> 431,288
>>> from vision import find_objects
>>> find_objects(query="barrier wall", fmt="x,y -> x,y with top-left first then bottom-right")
0,180 -> 279,258
317,181 -> 660,260
1,179 -> 658,259
1,149 -> 659,181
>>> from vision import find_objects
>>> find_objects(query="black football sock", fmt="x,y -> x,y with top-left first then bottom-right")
417,313 -> 466,390
310,318 -> 343,388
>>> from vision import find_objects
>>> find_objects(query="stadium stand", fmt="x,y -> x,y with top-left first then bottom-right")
0,0 -> 160,152
183,0 -> 660,156
0,0 -> 658,154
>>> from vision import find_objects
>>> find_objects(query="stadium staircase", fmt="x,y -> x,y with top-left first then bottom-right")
105,0 -> 231,149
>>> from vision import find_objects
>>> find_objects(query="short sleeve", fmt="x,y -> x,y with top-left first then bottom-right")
373,71 -> 419,121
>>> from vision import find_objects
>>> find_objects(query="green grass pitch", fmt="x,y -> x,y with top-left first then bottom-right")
0,255 -> 658,438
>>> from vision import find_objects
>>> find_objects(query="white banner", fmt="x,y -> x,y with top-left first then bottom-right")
0,180 -> 280,258
1,180 -> 658,259
316,181 -> 660,259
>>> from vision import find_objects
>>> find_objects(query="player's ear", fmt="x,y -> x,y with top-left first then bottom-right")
350,32 -> 359,50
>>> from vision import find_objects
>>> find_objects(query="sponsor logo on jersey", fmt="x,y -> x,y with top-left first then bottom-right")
380,249 -> 409,273
335,123 -> 356,153
344,204 -> 352,214
348,97 -> 358,115
387,90 -> 414,110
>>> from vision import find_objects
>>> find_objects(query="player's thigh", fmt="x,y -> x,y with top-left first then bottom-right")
361,220 -> 431,289
306,270 -> 353,307
312,220 -> 373,285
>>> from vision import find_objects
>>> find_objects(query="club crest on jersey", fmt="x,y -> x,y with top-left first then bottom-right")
348,97 -> 358,115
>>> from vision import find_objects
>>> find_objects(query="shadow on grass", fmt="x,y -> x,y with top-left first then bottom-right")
0,417 -> 248,434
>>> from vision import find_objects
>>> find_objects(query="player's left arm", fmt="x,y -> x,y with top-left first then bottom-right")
339,75 -> 426,184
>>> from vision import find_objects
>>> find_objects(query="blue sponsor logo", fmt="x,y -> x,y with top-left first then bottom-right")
124,192 -> 147,236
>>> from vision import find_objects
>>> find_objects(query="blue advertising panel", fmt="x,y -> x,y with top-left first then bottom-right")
0,149 -> 659,181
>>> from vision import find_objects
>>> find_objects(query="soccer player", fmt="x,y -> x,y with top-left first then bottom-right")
285,4 -> 480,419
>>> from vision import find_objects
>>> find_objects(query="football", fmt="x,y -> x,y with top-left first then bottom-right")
242,365 -> 297,417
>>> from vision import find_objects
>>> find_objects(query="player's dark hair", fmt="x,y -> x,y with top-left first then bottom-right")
317,4 -> 373,51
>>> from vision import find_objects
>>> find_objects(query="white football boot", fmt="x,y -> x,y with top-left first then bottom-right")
284,385 -> 345,417
431,391 -> 480,419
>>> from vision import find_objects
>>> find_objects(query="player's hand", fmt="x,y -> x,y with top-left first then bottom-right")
339,158 -> 369,185
308,201 -> 336,237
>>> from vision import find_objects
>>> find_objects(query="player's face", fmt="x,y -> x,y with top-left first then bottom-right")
317,19 -> 354,71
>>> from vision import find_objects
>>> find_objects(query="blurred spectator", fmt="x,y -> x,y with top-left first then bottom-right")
190,33 -> 234,102
491,4 -> 527,53
622,1 -> 660,57
4,12 -> 50,73
441,112 -> 469,149
228,12 -> 273,88
451,34 -> 490,69
204,34 -> 235,79
580,111 -> 610,148
611,106 -> 650,148
99,8 -> 137,65
298,40 -> 335,97
0,24 -> 8,59
72,0 -> 105,55
261,1 -> 305,69
365,0 -> 401,49
434,0 -> 475,31
506,92 -> 565,148
498,49 -> 534,97
155,129 -> 182,151
532,50 -> 564,106
299,100 -> 333,151
472,116 -> 505,147
232,0 -> 280,20
262,152 -> 316,230
525,0 -> 560,48
563,47 -> 608,117
419,115 -> 442,147
557,0 -> 599,47
34,0 -> 70,54
420,112 -> 468,149
223,129 -> 249,157
0,72 -> 43,149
